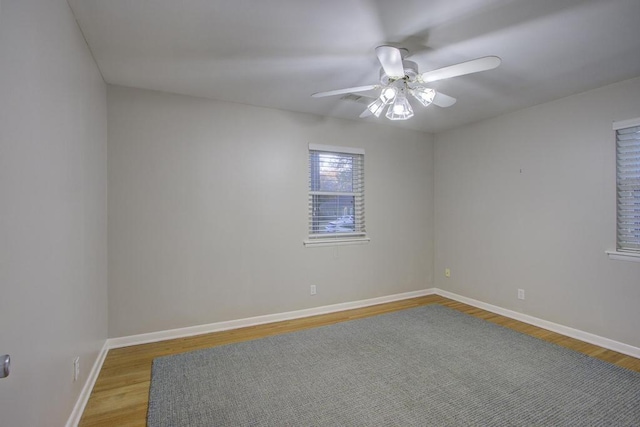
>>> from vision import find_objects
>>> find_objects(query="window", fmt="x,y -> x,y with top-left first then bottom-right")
305,144 -> 368,246
614,118 -> 640,254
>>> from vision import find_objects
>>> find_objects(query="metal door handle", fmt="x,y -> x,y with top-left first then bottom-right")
1,354 -> 10,378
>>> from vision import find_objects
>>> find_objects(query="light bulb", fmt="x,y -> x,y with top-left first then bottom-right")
386,95 -> 414,120
380,86 -> 397,104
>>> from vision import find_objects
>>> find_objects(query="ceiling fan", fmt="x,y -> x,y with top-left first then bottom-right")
311,46 -> 501,121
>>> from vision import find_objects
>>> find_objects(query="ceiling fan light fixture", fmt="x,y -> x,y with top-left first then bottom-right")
380,86 -> 397,104
367,98 -> 387,117
367,86 -> 397,117
410,86 -> 436,107
385,94 -> 414,120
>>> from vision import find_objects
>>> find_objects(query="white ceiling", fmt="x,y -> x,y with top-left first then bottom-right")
67,0 -> 640,134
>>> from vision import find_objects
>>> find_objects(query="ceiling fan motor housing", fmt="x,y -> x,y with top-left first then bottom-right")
379,60 -> 419,85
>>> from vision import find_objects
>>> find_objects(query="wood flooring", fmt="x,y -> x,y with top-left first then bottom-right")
78,295 -> 640,426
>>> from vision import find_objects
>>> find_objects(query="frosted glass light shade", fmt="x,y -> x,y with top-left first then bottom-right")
367,98 -> 386,117
410,86 -> 436,106
367,86 -> 398,118
386,95 -> 414,120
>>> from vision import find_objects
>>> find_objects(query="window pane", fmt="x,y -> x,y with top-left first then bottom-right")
311,195 -> 355,234
616,123 -> 640,253
317,153 -> 353,192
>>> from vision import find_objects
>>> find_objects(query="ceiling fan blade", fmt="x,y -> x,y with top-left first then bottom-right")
311,84 -> 378,98
375,45 -> 405,79
432,91 -> 457,108
419,56 -> 501,83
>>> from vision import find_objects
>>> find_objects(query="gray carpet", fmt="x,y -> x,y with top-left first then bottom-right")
148,305 -> 640,426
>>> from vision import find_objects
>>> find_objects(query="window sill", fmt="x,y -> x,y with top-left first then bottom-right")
605,250 -> 640,263
304,237 -> 370,248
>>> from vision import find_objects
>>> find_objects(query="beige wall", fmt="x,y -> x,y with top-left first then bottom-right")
107,86 -> 435,337
434,76 -> 640,348
0,0 -> 108,426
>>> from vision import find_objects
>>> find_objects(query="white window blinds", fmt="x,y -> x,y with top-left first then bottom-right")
615,120 -> 640,253
308,144 -> 365,240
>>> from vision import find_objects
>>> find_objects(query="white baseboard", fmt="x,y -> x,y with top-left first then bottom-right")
435,289 -> 640,359
66,341 -> 109,427
107,287 -> 640,358
107,288 -> 437,349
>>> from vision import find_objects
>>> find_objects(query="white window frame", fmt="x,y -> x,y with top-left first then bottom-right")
606,117 -> 640,263
304,143 -> 369,247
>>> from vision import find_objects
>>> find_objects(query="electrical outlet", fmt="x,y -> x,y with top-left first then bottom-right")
517,289 -> 525,300
445,268 -> 451,278
73,356 -> 80,382
310,285 -> 316,295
